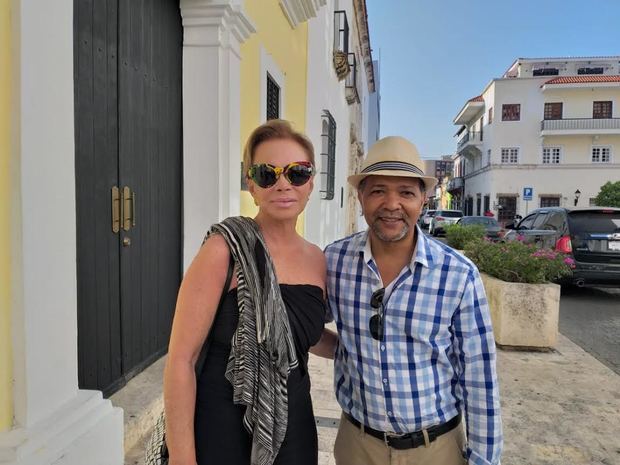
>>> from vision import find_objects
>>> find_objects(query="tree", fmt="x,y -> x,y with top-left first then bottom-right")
594,181 -> 620,208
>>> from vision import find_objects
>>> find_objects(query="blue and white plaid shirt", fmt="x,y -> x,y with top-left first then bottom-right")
325,227 -> 502,465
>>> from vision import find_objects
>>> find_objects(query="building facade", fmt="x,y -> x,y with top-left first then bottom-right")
451,56 -> 620,224
424,155 -> 454,209
0,0 -> 377,463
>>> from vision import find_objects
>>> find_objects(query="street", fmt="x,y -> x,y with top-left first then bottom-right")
559,286 -> 620,375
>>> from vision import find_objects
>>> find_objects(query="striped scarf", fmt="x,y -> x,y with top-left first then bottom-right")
207,216 -> 299,465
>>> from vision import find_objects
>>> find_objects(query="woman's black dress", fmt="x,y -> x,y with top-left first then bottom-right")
194,284 -> 325,465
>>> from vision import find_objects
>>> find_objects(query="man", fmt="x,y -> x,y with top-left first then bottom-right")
324,136 -> 502,465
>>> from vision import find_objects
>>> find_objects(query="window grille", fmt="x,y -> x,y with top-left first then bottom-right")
544,102 -> 563,120
542,147 -> 561,164
501,147 -> 519,164
591,146 -> 611,163
502,104 -> 520,121
320,111 -> 337,200
333,11 -> 349,54
266,74 -> 280,120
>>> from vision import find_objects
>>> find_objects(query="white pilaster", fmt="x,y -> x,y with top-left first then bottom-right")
180,0 -> 255,268
0,0 -> 123,463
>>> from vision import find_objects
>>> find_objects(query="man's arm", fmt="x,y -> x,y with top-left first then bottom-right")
452,268 -> 503,465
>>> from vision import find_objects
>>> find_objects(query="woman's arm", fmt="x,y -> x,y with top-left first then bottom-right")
163,234 -> 231,465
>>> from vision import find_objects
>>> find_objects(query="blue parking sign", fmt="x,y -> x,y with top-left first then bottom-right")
523,187 -> 533,201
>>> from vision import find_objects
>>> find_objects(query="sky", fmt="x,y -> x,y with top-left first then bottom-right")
365,0 -> 620,159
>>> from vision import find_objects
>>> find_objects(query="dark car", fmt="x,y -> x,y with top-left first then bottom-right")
456,216 -> 504,241
504,207 -> 620,286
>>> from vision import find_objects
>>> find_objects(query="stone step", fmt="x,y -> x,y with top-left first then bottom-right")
109,356 -> 165,465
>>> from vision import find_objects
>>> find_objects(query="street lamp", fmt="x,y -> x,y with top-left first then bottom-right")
574,189 -> 581,206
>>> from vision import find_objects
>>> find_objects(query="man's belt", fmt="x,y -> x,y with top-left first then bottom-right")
343,412 -> 461,450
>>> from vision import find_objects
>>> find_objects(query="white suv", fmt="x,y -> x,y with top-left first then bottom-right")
429,210 -> 464,236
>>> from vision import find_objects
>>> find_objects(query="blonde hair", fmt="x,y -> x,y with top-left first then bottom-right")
243,119 -> 315,177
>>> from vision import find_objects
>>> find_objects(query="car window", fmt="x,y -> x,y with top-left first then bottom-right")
568,211 -> 620,234
518,213 -> 537,230
439,211 -> 463,218
486,218 -> 499,226
532,213 -> 550,229
543,212 -> 566,232
427,211 -> 436,217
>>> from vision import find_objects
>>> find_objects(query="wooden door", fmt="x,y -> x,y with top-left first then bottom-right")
74,0 -> 183,395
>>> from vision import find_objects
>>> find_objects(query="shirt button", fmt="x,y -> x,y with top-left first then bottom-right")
382,378 -> 388,384
380,345 -> 385,351
387,411 -> 392,416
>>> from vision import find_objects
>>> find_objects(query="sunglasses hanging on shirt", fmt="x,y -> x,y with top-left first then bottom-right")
369,288 -> 385,341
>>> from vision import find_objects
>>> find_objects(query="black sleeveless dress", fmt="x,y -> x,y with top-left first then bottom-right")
194,284 -> 325,465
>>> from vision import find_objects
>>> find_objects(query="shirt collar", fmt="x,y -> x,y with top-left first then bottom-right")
359,225 -> 432,269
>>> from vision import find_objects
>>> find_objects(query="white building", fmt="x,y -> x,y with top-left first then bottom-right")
450,56 -> 620,224
305,0 -> 377,247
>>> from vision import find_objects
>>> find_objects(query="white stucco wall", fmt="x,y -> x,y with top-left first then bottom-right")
304,0 -> 352,248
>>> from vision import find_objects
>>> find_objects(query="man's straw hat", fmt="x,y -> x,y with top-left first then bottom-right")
348,136 -> 438,192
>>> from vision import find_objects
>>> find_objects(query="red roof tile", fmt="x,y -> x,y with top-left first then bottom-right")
544,75 -> 620,85
468,95 -> 484,102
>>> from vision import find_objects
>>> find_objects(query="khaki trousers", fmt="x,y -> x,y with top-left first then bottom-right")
334,413 -> 467,465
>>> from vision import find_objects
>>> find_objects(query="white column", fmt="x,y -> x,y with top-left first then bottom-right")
0,1 -> 123,463
180,0 -> 255,268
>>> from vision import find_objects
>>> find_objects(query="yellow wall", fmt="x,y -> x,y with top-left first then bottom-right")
0,0 -> 13,432
239,0 -> 308,235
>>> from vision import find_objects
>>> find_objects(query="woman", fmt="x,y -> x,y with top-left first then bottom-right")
163,119 -> 336,465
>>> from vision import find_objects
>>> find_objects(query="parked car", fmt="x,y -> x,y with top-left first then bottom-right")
503,207 -> 620,286
429,210 -> 463,236
419,209 -> 436,230
456,216 -> 504,241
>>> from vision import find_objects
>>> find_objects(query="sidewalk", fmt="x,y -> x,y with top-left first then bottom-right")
119,332 -> 620,465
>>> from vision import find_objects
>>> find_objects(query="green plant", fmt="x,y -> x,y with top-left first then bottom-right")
594,181 -> 620,208
463,238 -> 574,284
445,224 -> 486,249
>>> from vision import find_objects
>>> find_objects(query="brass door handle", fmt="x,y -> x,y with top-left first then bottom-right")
111,186 -> 121,233
122,186 -> 136,231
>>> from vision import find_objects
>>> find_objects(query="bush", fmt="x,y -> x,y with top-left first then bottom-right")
445,224 -> 486,249
463,238 -> 574,284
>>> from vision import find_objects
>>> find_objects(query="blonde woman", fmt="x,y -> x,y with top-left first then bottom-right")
163,120 -> 337,465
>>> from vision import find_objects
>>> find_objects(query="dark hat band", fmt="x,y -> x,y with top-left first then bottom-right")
361,161 -> 425,176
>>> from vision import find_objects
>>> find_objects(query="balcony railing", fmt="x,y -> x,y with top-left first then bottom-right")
345,53 -> 359,104
447,177 -> 464,192
457,131 -> 482,151
541,118 -> 620,131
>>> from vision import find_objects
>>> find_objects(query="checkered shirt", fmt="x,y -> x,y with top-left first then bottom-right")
325,227 -> 503,465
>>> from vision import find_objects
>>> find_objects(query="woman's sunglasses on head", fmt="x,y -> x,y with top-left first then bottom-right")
247,161 -> 315,189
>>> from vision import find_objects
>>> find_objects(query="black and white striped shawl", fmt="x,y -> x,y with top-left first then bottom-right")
207,216 -> 299,465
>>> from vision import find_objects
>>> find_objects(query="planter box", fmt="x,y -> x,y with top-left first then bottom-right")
481,273 -> 560,350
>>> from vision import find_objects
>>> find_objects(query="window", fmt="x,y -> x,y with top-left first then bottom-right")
540,196 -> 561,208
487,107 -> 493,124
591,146 -> 611,163
518,213 -> 537,230
320,110 -> 337,200
544,102 -> 563,120
333,10 -> 349,54
483,195 -> 490,213
578,67 -> 604,75
486,149 -> 491,166
532,213 -> 550,228
501,147 -> 519,164
533,68 -> 559,76
544,211 -> 567,232
266,75 -> 280,120
497,196 -> 517,222
542,147 -> 561,164
593,101 -> 612,119
502,104 -> 520,121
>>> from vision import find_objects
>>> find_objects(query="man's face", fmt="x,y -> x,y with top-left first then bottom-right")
359,175 -> 427,243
